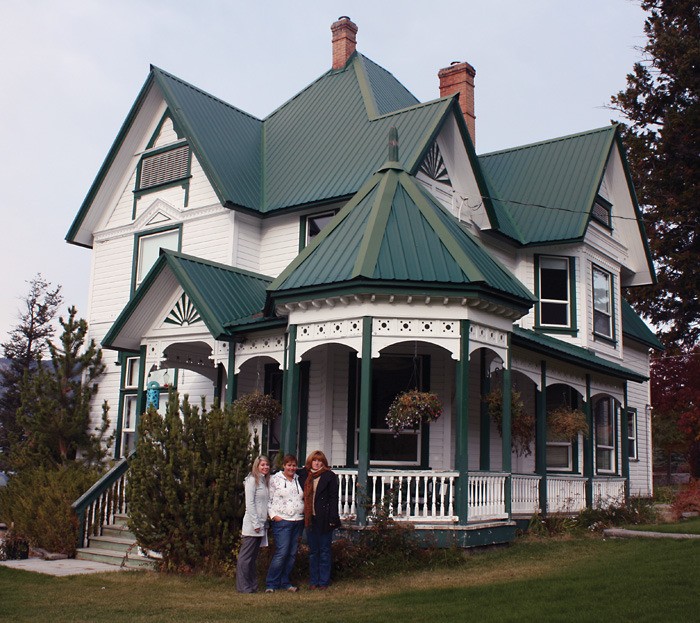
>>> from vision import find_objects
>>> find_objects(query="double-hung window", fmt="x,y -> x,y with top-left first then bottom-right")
627,408 -> 638,461
133,227 -> 181,290
592,266 -> 613,339
120,357 -> 140,458
537,256 -> 574,329
595,397 -> 616,473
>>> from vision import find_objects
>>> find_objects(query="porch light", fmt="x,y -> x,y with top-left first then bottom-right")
162,369 -> 170,387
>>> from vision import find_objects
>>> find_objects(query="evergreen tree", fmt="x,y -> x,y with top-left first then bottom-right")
12,306 -> 108,469
128,393 -> 251,573
611,0 -> 700,348
0,274 -> 62,467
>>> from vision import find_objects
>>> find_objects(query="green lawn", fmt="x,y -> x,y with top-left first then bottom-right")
1,537 -> 698,622
627,517 -> 700,534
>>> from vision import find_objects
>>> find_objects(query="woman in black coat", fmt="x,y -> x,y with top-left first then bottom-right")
298,450 -> 340,589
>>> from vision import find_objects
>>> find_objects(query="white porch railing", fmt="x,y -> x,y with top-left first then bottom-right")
467,472 -> 508,520
511,474 -> 541,515
592,478 -> 626,509
547,475 -> 587,513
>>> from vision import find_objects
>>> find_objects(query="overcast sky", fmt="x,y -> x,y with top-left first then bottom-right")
0,0 -> 648,345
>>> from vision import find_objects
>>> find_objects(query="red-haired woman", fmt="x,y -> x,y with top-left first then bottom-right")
297,450 -> 340,589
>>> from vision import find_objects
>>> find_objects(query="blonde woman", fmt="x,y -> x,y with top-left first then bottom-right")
236,455 -> 271,593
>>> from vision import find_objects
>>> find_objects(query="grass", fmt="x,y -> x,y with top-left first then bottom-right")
626,517 -> 700,534
0,536 -> 698,622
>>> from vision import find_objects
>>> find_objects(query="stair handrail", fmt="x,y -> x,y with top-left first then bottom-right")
72,453 -> 133,549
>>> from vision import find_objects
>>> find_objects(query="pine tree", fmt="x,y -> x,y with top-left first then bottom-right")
12,306 -> 108,469
611,0 -> 700,348
0,274 -> 62,467
128,393 -> 252,573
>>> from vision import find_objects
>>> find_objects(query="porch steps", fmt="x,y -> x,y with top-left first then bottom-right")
75,513 -> 154,570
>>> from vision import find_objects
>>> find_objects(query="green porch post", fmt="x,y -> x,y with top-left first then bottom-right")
225,342 -> 237,405
584,374 -> 594,507
134,345 -> 147,446
357,317 -> 373,526
621,382 -> 630,502
281,325 -> 300,456
501,351 -> 512,516
479,349 -> 490,471
536,361 -> 548,515
455,320 -> 470,525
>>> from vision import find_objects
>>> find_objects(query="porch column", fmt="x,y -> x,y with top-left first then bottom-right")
134,345 -> 147,445
583,374 -> 594,507
357,316 -> 373,525
479,349 -> 490,471
535,361 -> 548,515
455,320 -> 470,525
281,325 -> 300,456
225,342 -> 237,405
621,382 -> 630,502
501,340 -> 512,515
214,363 -> 225,405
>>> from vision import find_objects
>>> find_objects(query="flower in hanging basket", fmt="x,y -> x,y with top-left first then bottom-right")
233,391 -> 281,426
548,405 -> 589,440
484,389 -> 535,456
386,390 -> 442,435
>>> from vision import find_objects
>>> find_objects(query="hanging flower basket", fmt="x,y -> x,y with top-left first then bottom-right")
485,389 -> 535,457
233,391 -> 281,426
548,405 -> 589,440
386,390 -> 442,435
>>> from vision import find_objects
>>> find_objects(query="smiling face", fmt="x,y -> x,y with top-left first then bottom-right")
259,459 -> 270,475
311,458 -> 324,471
283,460 -> 297,479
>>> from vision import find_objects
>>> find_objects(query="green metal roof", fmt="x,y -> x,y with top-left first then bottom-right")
511,326 -> 648,382
621,298 -> 664,350
152,67 -> 263,210
479,125 -> 617,245
103,250 -> 271,348
269,156 -> 535,310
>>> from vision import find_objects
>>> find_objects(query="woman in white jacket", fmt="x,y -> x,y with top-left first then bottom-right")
236,456 -> 270,593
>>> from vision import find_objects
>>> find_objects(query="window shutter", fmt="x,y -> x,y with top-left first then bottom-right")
139,145 -> 190,189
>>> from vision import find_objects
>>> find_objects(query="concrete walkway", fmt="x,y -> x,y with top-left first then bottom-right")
603,527 -> 700,540
0,557 -> 136,576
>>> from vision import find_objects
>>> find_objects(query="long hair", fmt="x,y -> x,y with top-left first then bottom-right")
251,455 -> 271,487
304,450 -> 329,471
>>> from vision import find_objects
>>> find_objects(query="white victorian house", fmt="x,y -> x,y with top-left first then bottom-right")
68,18 -> 661,554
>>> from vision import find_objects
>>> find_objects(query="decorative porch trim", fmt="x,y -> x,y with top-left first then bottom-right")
468,322 -> 509,363
295,318 -> 363,361
235,332 -> 286,372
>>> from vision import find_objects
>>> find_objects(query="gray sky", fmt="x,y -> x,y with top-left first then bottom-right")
0,0 -> 647,344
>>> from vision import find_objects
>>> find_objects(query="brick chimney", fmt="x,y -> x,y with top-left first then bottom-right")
438,61 -> 477,145
331,16 -> 358,70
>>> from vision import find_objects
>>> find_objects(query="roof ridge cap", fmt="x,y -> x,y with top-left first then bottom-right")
371,95 -> 453,121
479,124 -> 618,158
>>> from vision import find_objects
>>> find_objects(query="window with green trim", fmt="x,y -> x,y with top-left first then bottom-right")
592,266 -> 614,339
537,256 -> 574,328
134,228 -> 180,289
627,408 -> 638,460
594,396 -> 616,474
120,356 -> 140,458
304,211 -> 337,247
137,144 -> 190,191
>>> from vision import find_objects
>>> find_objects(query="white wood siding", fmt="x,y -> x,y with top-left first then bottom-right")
259,214 -> 300,278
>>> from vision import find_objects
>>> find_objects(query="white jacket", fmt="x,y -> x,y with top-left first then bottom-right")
267,471 -> 304,521
241,474 -> 269,537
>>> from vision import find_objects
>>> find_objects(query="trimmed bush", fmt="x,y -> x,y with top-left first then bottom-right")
0,465 -> 101,556
127,393 -> 251,574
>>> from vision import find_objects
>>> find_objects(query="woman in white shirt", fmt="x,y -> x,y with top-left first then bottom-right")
236,455 -> 270,593
265,454 -> 304,592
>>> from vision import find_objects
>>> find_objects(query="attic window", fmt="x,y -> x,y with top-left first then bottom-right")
138,144 -> 190,191
591,195 -> 612,228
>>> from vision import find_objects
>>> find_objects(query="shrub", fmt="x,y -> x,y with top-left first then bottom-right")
671,480 -> 700,519
0,465 -> 101,556
577,498 -> 657,532
127,393 -> 251,574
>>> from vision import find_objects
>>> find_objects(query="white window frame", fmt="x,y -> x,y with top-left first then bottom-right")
538,255 -> 572,328
627,409 -> 638,461
306,210 -> 337,246
592,266 -> 613,339
546,440 -> 573,471
120,395 -> 138,459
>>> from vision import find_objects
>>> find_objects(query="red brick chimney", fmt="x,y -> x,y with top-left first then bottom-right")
331,16 -> 358,70
438,61 -> 477,145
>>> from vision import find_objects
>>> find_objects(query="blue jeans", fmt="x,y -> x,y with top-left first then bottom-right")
266,520 -> 303,589
307,525 -> 334,587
